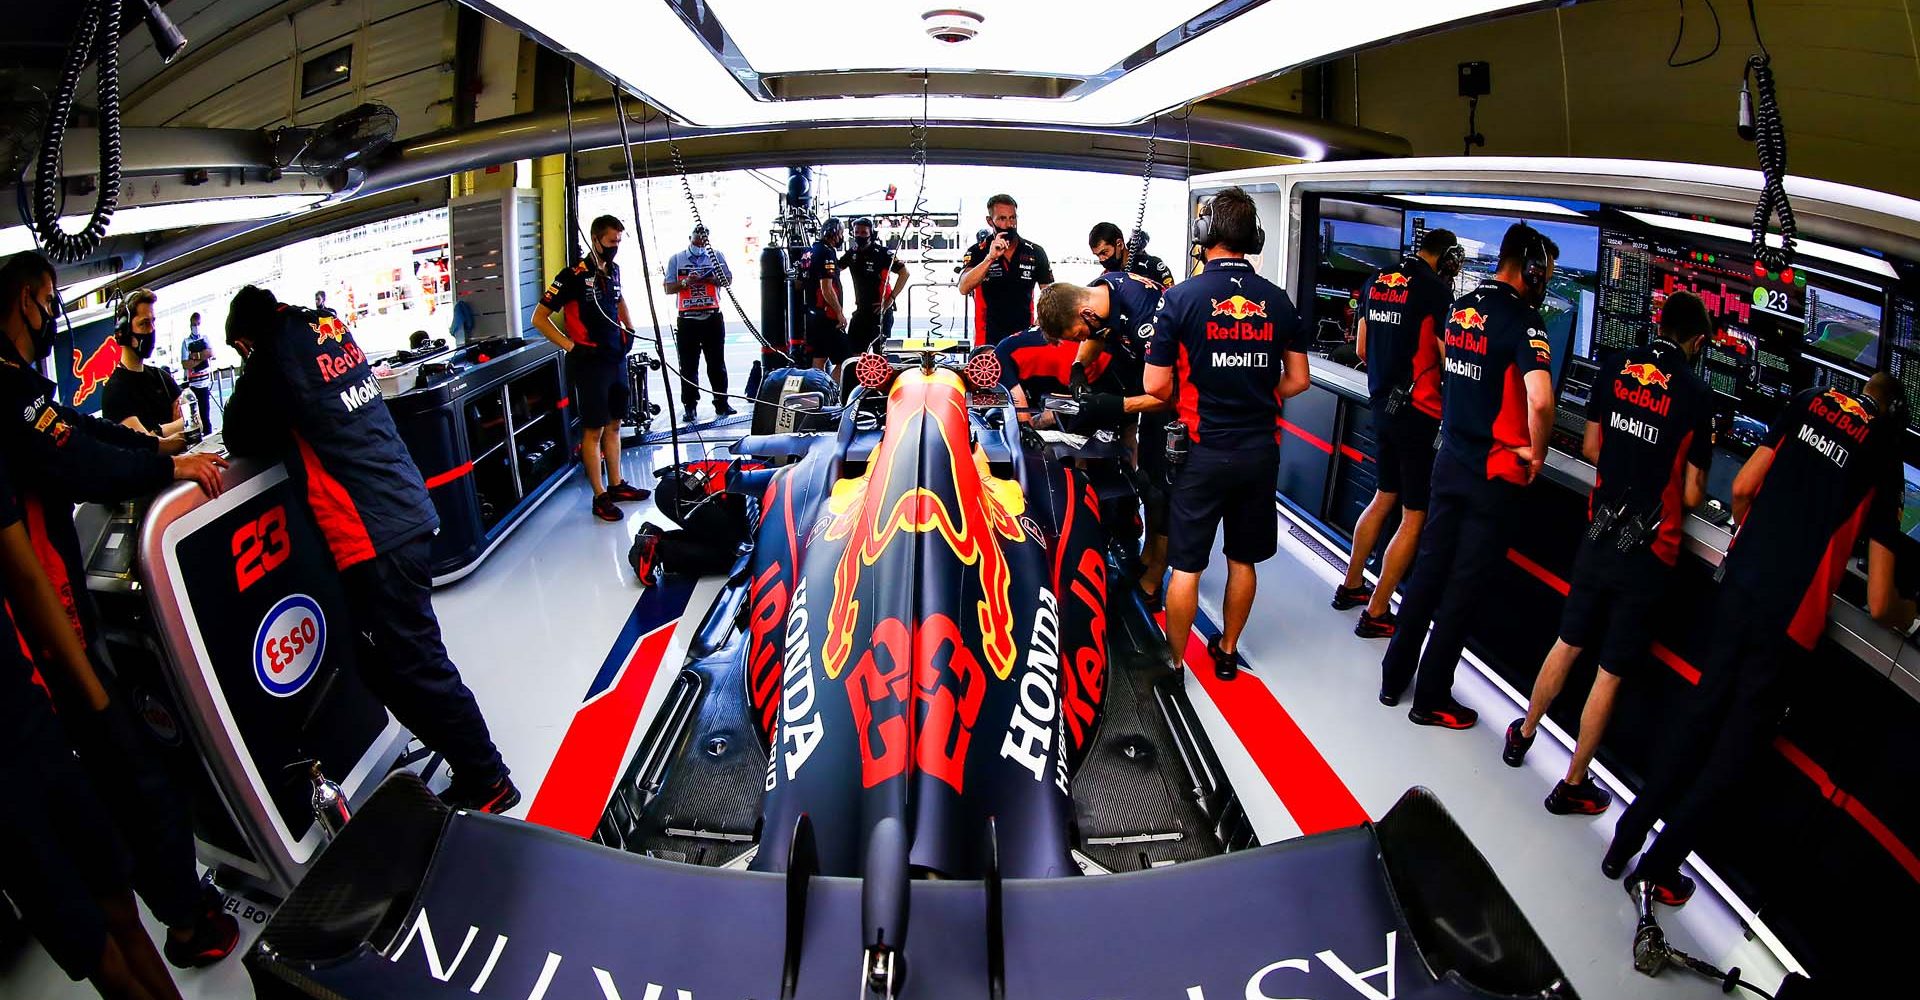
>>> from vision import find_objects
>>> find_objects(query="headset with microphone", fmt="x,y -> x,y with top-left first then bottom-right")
1190,196 -> 1265,255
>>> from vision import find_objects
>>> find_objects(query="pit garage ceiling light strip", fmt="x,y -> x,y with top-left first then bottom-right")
0,194 -> 326,258
1621,209 -> 1901,280
1388,194 -> 1590,218
468,0 -> 1536,130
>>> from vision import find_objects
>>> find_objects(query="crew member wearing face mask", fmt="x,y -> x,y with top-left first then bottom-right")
532,215 -> 648,523
0,251 -> 236,970
1089,222 -> 1175,290
840,217 -> 909,355
100,288 -> 187,438
959,194 -> 1054,346
1378,224 -> 1560,729
663,225 -> 735,424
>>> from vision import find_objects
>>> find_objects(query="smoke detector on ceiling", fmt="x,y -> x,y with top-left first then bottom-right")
922,9 -> 984,44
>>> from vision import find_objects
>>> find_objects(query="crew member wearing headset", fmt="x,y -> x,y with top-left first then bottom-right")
842,216 -> 910,354
1333,228 -> 1461,638
959,194 -> 1054,346
663,225 -> 735,424
0,252 -> 236,971
223,284 -> 521,816
1143,187 -> 1312,679
1378,224 -> 1559,728
1089,222 -> 1176,289
100,288 -> 186,438
1503,291 -> 1715,815
797,217 -> 848,370
1607,372 -> 1915,906
532,215 -> 648,523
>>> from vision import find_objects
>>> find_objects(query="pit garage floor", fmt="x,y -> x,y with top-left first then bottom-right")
1,425 -> 1788,999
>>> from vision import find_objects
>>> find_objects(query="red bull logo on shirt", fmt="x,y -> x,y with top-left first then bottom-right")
1210,296 -> 1268,321
1375,272 -> 1411,288
312,315 -> 350,345
1810,389 -> 1873,443
1620,362 -> 1672,390
70,337 -> 120,407
1450,307 -> 1488,331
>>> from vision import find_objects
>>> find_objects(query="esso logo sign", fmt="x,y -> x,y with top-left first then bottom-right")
253,594 -> 327,698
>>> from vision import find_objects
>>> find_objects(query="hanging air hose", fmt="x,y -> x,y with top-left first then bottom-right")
32,0 -> 124,263
1126,113 -> 1159,264
610,85 -> 683,468
907,73 -> 940,340
1742,53 -> 1795,271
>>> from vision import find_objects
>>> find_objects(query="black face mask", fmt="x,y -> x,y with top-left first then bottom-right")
853,233 -> 873,249
26,296 -> 56,362
134,332 -> 156,359
597,244 -> 618,265
994,225 -> 1018,242
1099,253 -> 1124,271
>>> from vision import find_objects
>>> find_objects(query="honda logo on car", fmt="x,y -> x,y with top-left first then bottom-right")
254,593 -> 327,697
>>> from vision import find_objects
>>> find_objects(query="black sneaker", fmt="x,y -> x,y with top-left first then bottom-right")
1627,866 -> 1696,907
714,403 -> 738,417
1331,583 -> 1373,610
442,776 -> 522,815
1378,688 -> 1401,707
1545,778 -> 1612,815
164,890 -> 239,969
592,494 -> 623,522
1408,701 -> 1478,730
1138,583 -> 1164,614
1602,831 -> 1640,880
1354,610 -> 1397,639
1207,636 -> 1240,681
604,480 -> 651,503
682,407 -> 699,424
1502,718 -> 1535,767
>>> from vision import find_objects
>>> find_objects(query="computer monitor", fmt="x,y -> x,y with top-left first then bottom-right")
1311,203 -> 1405,347
1403,210 -> 1598,393
1804,282 -> 1883,372
1902,463 -> 1920,543
1884,294 -> 1920,430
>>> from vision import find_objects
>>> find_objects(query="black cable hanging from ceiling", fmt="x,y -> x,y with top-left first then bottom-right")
31,0 -> 123,263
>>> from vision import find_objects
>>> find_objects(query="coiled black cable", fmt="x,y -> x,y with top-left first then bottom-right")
1127,113 -> 1158,263
1744,53 -> 1795,271
908,73 -> 940,340
33,0 -> 123,263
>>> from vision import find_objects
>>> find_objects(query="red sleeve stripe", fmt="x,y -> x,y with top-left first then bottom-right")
295,434 -> 378,571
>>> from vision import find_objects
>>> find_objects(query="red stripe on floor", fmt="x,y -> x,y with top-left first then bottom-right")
1502,548 -> 1915,883
524,622 -> 678,837
1166,618 -> 1368,834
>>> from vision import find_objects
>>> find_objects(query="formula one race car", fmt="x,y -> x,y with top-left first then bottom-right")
246,344 -> 1580,999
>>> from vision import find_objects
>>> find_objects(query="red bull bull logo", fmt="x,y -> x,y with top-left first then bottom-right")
312,315 -> 349,345
1210,295 -> 1268,321
1809,389 -> 1874,443
1826,389 -> 1871,420
1450,307 -> 1488,331
70,338 -> 120,407
1620,362 -> 1672,390
1375,272 -> 1411,288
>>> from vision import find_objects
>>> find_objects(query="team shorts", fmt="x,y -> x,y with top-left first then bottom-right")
1166,441 -> 1281,572
568,350 -> 631,428
0,690 -> 134,981
1557,539 -> 1666,679
1372,404 -> 1440,512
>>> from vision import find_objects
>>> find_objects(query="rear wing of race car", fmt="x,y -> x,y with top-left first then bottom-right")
246,773 -> 1579,1000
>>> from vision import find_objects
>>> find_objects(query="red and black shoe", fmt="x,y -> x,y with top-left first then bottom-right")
1627,867 -> 1696,907
1545,777 -> 1612,815
1207,636 -> 1240,681
592,493 -> 623,522
1408,700 -> 1478,730
1502,718 -> 1535,767
1354,610 -> 1397,639
1331,583 -> 1373,610
442,776 -> 522,815
604,480 -> 651,503
164,889 -> 240,969
1138,586 -> 1164,615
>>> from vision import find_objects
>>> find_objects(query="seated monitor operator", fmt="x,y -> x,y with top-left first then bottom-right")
0,252 -> 237,971
1143,187 -> 1312,680
1378,224 -> 1560,729
1606,372 -> 1916,907
841,216 -> 910,355
1334,229 -> 1461,638
797,217 -> 848,370
532,215 -> 649,523
0,452 -> 195,1000
223,285 -> 520,814
960,195 -> 1054,346
1504,291 -> 1716,816
1037,272 -> 1172,605
100,288 -> 187,438
1090,222 -> 1176,290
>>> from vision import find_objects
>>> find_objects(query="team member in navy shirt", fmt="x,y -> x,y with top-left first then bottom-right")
225,285 -> 519,815
841,216 -> 910,354
1335,228 -> 1460,637
1144,187 -> 1311,679
1089,222 -> 1176,290
797,217 -> 848,368
959,195 -> 1053,345
1503,292 -> 1716,815
533,215 -> 647,522
1379,223 -> 1560,728
1607,373 -> 1915,906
